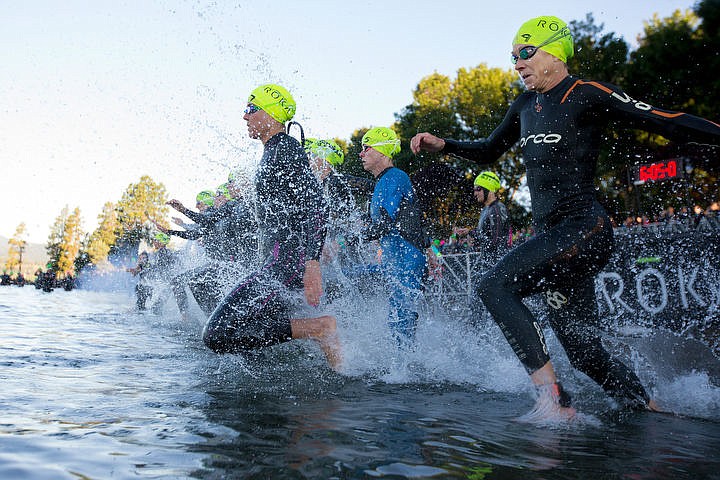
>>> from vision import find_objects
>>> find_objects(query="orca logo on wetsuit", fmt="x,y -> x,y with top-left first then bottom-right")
545,290 -> 568,310
519,132 -> 562,148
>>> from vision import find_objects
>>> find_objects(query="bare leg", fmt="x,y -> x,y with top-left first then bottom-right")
291,315 -> 342,371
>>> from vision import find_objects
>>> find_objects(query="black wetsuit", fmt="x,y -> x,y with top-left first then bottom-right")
470,199 -> 510,266
322,173 -> 365,271
168,199 -> 259,315
203,133 -> 327,353
443,75 -> 720,406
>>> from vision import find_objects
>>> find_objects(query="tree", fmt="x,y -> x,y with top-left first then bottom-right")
391,64 -> 528,233
617,6 -> 719,217
625,9 -> 702,113
46,206 -> 84,276
568,14 -> 630,85
86,202 -> 119,268
115,175 -> 169,246
5,222 -> 28,274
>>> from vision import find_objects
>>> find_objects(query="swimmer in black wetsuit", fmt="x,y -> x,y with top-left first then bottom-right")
161,181 -> 260,319
411,15 -> 720,420
454,170 -> 510,267
304,138 -> 365,293
201,84 -> 341,369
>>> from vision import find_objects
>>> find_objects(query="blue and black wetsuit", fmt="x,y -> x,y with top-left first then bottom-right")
351,167 -> 428,342
203,133 -> 327,353
442,75 -> 720,407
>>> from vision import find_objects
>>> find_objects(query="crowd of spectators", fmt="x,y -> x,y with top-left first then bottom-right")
429,201 -> 719,258
619,201 -> 719,228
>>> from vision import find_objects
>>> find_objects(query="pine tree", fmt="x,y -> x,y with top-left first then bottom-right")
46,206 -> 85,277
5,222 -> 28,274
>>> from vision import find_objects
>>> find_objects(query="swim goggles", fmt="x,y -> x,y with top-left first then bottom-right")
511,27 -> 570,64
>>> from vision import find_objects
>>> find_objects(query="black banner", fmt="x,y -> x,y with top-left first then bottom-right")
597,216 -> 720,354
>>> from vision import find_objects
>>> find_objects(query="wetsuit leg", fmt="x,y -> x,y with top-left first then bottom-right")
170,272 -> 189,315
546,278 -> 650,407
136,283 -> 152,310
202,262 -> 296,354
476,210 -> 614,373
187,265 -> 226,316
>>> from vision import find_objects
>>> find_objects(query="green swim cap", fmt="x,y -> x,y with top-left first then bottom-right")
361,127 -> 401,158
196,190 -> 214,207
247,84 -> 296,123
474,171 -> 501,192
216,183 -> 233,200
513,16 -> 574,63
305,138 -> 345,166
154,232 -> 170,245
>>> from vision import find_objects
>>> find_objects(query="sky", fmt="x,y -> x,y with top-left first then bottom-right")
1,0 -> 697,243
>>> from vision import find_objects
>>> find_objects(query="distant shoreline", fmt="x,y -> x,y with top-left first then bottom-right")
0,235 -> 49,275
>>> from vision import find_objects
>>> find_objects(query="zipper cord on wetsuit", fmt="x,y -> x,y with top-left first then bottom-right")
286,121 -> 305,146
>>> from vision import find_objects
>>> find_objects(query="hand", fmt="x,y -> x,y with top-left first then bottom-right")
303,260 -> 323,307
453,227 -> 470,236
166,199 -> 183,211
150,219 -> 168,233
172,216 -> 184,226
410,132 -> 445,154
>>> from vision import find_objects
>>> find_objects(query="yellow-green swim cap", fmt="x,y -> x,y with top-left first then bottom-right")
513,16 -> 574,63
305,138 -> 345,166
247,84 -> 296,123
473,171 -> 501,192
154,232 -> 170,245
196,190 -> 215,207
216,183 -> 233,200
361,127 -> 401,159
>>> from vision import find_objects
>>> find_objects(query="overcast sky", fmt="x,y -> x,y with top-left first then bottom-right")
1,0 -> 697,243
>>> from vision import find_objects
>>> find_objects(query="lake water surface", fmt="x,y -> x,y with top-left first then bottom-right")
1,286 -> 719,479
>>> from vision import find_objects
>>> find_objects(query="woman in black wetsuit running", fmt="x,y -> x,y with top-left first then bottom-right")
411,15 -> 720,420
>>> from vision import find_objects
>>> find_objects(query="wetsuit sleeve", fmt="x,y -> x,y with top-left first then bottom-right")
275,139 -> 328,262
166,228 -> 205,240
359,206 -> 393,241
581,80 -> 720,148
472,202 -> 508,248
442,99 -> 524,163
182,207 -> 221,227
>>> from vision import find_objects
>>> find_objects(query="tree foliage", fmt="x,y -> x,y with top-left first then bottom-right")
115,175 -> 169,245
86,202 -> 119,268
46,206 -> 84,276
5,222 -> 28,273
389,64 -> 528,233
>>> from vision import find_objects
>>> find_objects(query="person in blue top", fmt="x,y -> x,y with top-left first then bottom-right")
352,127 -> 428,346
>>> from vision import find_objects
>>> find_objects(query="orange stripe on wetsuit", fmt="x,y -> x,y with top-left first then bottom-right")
558,79 -> 720,127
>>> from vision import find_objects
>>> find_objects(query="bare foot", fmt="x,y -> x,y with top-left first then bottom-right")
291,315 -> 343,371
517,383 -> 576,424
646,399 -> 663,412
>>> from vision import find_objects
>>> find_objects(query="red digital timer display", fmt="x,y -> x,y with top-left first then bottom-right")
635,159 -> 683,183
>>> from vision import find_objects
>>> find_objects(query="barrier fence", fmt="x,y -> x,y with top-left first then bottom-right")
426,216 -> 720,355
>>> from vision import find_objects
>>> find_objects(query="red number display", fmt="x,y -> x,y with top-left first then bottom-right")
637,159 -> 680,183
